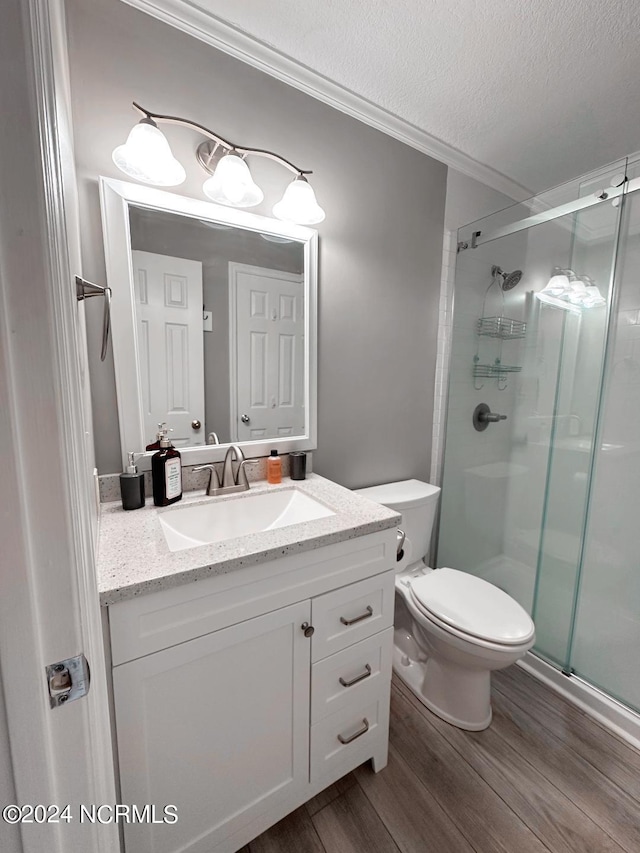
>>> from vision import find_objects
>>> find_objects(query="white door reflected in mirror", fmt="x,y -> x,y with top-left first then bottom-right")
132,250 -> 205,448
231,263 -> 305,442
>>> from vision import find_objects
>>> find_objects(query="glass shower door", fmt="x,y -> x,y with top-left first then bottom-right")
437,162 -> 625,672
531,187 -> 621,667
568,163 -> 640,711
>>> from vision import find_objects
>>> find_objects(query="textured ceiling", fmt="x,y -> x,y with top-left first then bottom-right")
184,0 -> 640,195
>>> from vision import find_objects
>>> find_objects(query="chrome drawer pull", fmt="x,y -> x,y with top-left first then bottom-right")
340,605 -> 373,626
337,718 -> 369,745
339,664 -> 372,688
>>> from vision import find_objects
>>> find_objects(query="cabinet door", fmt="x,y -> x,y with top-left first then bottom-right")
113,600 -> 311,853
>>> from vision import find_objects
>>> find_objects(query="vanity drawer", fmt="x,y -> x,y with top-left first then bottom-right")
108,530 -> 396,666
310,571 -> 395,662
310,693 -> 390,784
311,627 -> 393,724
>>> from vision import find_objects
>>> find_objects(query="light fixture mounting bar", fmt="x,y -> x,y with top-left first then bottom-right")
132,102 -> 312,176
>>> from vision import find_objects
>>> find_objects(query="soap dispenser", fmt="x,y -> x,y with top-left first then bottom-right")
120,451 -> 145,510
146,422 -> 166,452
152,427 -> 183,507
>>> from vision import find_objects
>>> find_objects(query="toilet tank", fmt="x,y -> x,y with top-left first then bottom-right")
355,479 -> 441,571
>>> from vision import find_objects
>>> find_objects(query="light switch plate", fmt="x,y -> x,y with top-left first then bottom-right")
203,310 -> 213,332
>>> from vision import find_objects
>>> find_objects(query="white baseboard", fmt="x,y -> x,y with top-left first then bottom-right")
518,652 -> 640,752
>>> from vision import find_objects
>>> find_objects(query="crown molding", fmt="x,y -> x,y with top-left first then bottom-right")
121,0 -> 530,201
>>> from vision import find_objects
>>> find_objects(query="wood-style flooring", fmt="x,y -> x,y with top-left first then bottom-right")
243,665 -> 640,853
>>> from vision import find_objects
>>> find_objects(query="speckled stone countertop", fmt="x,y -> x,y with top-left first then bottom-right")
97,474 -> 400,606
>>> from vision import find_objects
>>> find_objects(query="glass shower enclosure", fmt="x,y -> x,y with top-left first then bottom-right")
437,155 -> 640,714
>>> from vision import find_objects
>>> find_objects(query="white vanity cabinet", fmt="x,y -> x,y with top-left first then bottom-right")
108,528 -> 396,853
113,601 -> 311,853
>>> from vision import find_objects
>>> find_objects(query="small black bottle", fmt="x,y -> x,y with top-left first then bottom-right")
120,451 -> 145,510
152,429 -> 183,507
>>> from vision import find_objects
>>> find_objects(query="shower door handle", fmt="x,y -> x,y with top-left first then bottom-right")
484,412 -> 507,423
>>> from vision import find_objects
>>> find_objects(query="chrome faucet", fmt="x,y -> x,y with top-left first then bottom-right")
193,445 -> 249,497
222,445 -> 249,490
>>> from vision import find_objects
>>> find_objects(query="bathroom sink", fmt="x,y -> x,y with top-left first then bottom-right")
158,488 -> 335,552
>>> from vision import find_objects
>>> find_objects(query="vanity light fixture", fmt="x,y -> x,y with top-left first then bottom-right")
112,103 -> 325,224
536,268 -> 606,312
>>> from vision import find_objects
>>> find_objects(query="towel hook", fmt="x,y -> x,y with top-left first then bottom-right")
75,276 -> 111,361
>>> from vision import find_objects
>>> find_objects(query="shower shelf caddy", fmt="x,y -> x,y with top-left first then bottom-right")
476,316 -> 526,339
473,357 -> 523,379
473,268 -> 527,390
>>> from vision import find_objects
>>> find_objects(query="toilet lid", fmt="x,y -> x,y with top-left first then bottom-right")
409,568 -> 535,645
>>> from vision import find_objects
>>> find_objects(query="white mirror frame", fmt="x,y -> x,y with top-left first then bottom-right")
99,177 -> 318,470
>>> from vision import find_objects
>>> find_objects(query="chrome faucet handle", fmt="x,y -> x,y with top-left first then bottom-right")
193,464 -> 221,496
236,460 -> 250,490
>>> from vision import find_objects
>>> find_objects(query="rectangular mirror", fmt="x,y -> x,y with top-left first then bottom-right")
100,177 -> 317,469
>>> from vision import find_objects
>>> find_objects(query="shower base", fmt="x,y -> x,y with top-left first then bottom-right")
519,652 -> 640,752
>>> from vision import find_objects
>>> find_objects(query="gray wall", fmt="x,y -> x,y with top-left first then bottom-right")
445,169 -> 517,232
66,0 -> 447,488
0,664 -> 21,853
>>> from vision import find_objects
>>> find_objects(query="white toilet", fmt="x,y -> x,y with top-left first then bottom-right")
355,479 -> 535,731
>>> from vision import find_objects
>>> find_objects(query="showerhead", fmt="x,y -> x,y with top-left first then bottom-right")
492,265 -> 523,291
502,269 -> 522,290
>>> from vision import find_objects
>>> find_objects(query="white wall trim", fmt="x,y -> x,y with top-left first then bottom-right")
519,653 -> 640,753
120,0 -> 530,201
0,2 -> 119,850
430,230 -> 456,487
38,9 -> 120,846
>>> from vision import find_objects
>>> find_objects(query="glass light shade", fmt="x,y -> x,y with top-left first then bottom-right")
568,281 -> 587,304
583,286 -> 606,307
112,121 -> 186,186
202,153 -> 263,207
545,273 -> 570,295
536,289 -> 580,313
273,177 -> 325,224
536,274 -> 579,313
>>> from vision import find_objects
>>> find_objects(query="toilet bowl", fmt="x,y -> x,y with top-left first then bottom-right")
356,480 -> 535,731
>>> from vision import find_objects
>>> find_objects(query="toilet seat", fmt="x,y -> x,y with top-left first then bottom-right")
409,568 -> 535,647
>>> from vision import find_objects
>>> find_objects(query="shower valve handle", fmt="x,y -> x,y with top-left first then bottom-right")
473,403 -> 508,431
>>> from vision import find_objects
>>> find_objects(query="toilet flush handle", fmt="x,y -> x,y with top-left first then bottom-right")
396,528 -> 406,561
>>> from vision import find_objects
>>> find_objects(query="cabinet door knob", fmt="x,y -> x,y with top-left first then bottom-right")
301,622 -> 315,638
